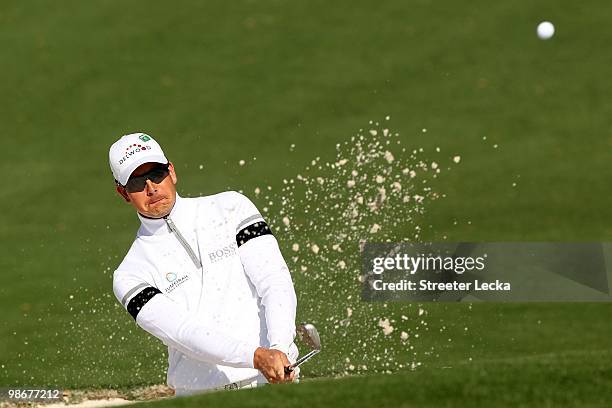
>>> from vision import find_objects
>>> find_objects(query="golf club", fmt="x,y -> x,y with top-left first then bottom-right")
285,323 -> 321,373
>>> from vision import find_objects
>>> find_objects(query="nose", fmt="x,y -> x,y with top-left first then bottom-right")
145,179 -> 158,196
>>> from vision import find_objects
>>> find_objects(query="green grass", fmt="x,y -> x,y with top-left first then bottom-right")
138,349 -> 612,407
0,0 -> 611,406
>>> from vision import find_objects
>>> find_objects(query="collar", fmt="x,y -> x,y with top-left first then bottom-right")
137,193 -> 185,236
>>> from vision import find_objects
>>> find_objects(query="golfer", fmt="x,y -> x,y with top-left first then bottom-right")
109,133 -> 299,395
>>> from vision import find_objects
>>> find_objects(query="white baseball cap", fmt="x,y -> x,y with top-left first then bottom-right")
109,132 -> 168,186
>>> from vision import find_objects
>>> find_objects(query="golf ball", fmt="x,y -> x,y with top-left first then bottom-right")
537,21 -> 555,40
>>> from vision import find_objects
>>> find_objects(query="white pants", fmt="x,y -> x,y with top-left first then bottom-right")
174,368 -> 299,396
174,376 -> 266,396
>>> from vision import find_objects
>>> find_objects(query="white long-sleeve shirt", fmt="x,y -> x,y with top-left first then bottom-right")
112,192 -> 298,392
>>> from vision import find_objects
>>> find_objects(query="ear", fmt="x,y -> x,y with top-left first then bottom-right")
116,185 -> 131,202
168,162 -> 178,185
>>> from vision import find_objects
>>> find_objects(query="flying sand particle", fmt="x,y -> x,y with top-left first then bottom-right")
336,159 -> 348,166
378,318 -> 394,336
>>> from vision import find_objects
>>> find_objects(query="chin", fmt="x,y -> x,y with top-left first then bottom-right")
147,208 -> 169,218
147,203 -> 173,218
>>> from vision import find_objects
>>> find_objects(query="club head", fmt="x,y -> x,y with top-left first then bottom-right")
297,323 -> 321,351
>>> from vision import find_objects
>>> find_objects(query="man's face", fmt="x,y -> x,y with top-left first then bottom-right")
116,162 -> 178,218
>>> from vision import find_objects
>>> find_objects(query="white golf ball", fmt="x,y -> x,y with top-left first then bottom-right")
537,21 -> 555,40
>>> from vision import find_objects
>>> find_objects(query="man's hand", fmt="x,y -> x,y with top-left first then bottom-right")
253,347 -> 295,384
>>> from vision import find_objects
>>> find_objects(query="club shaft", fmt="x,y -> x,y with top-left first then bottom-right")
294,349 -> 319,367
285,349 -> 320,373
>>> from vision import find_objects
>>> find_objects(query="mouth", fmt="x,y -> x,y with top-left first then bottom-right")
148,197 -> 166,206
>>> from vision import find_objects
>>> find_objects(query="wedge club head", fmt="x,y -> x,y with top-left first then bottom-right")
297,323 -> 321,351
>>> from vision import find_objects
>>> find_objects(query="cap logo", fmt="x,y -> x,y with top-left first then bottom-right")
139,134 -> 151,142
117,144 -> 152,165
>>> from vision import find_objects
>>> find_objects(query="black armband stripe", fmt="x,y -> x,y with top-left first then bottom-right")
236,221 -> 273,248
127,286 -> 162,320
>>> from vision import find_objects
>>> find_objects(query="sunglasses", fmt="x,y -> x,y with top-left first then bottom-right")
123,163 -> 170,193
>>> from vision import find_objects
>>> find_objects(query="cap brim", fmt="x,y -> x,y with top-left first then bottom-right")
117,153 -> 168,185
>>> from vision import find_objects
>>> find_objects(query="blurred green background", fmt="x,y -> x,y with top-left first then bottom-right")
0,0 -> 610,406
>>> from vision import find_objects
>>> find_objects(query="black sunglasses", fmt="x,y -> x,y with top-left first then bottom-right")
123,163 -> 170,193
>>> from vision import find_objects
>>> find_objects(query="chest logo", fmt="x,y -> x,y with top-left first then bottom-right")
208,242 -> 238,263
163,273 -> 190,294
